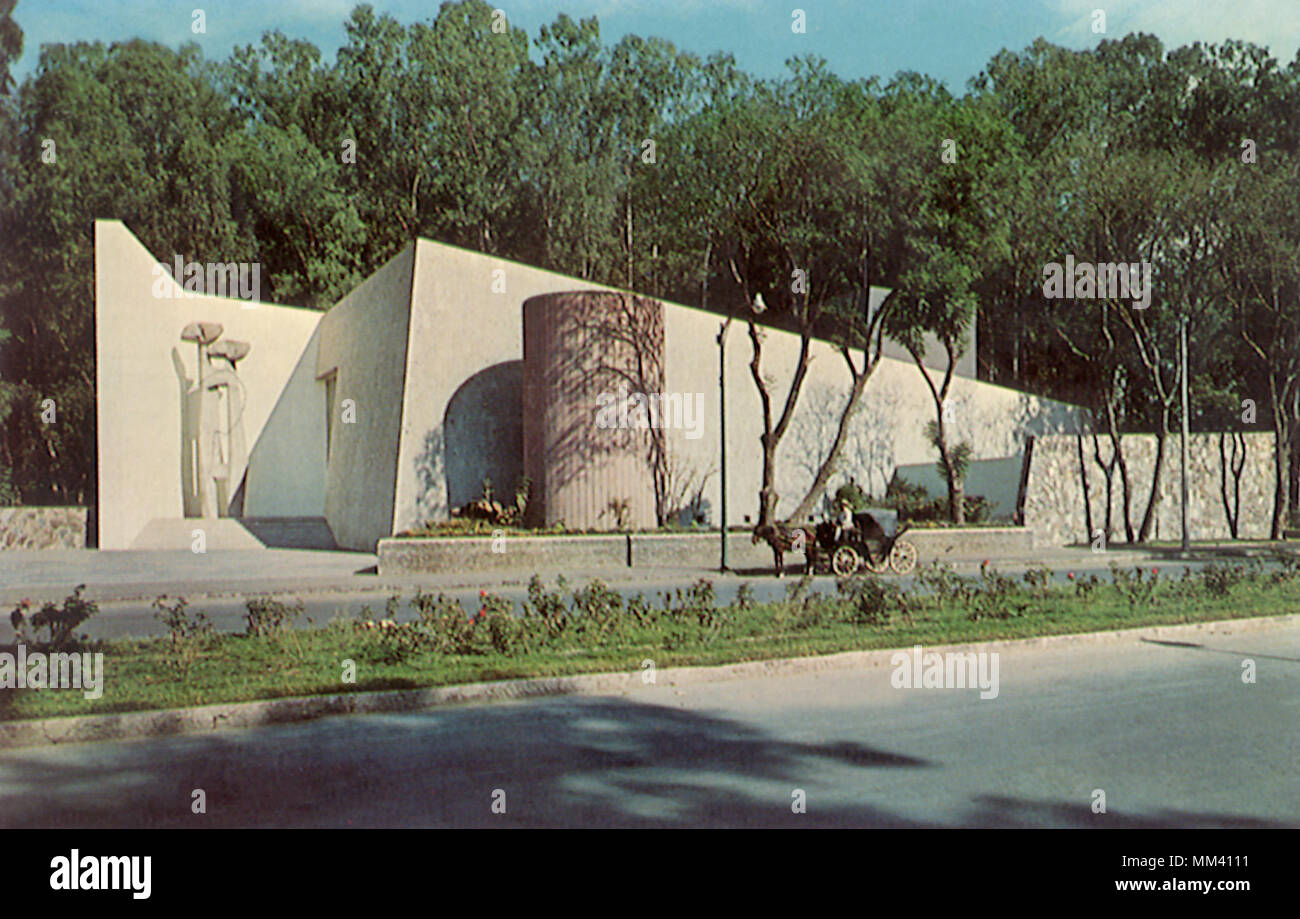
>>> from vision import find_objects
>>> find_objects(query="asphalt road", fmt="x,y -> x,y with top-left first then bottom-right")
1,555 -> 1216,641
2,619 -> 1295,828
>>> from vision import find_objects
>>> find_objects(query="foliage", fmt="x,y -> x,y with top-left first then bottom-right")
7,585 -> 98,651
882,477 -> 990,524
151,595 -> 214,677
833,481 -> 868,513
244,596 -> 303,637
11,562 -> 1300,721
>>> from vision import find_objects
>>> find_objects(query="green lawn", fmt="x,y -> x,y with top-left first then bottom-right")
2,563 -> 1295,723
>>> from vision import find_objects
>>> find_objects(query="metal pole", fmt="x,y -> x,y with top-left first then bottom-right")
1180,314 -> 1191,554
718,322 -> 729,571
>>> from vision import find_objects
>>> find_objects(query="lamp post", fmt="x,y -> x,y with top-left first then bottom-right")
717,320 -> 730,571
1180,313 -> 1191,555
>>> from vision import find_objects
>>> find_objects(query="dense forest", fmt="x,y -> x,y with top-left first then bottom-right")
0,1 -> 1297,537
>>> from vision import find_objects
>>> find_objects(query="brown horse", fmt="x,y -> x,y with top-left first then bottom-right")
752,523 -> 817,577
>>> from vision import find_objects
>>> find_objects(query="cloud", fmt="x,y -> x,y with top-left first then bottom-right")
1051,0 -> 1300,63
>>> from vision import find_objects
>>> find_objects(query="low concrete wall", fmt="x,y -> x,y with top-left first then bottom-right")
379,534 -> 629,575
0,507 -> 88,550
904,526 -> 1034,559
379,526 -> 1037,575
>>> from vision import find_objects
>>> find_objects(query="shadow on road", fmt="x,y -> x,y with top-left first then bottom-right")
1141,638 -> 1300,664
1,694 -> 1291,829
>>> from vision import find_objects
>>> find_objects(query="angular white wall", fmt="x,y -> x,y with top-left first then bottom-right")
316,246 -> 416,551
95,221 -> 323,549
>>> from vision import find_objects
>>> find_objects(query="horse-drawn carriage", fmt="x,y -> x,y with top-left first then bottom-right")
752,508 -> 918,577
814,508 -> 917,576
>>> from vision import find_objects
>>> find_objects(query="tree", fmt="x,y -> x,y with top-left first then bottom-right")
1,40 -> 251,504
1217,155 -> 1300,538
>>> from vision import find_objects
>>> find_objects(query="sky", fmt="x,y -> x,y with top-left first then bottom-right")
10,0 -> 1300,92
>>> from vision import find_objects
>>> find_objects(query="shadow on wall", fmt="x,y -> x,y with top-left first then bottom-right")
413,426 -> 446,526
442,361 -> 524,510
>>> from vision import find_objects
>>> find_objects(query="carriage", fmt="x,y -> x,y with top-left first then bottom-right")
813,508 -> 918,576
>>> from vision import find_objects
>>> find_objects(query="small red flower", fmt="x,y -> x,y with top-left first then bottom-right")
1067,571 -> 1075,580
479,590 -> 487,598
1152,567 -> 1159,575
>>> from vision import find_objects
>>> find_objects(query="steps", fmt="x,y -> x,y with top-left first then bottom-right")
130,517 -> 337,550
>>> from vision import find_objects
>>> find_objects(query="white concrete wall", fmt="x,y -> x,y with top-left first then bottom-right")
393,240 -> 1084,534
662,302 -> 1085,526
96,221 -> 1086,551
316,246 -> 416,551
95,221 -> 322,549
242,324 -> 327,518
393,240 -> 606,534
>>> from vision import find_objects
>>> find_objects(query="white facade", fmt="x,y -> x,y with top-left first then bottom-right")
95,220 -> 1085,551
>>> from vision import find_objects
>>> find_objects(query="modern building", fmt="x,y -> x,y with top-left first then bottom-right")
94,219 -> 1084,551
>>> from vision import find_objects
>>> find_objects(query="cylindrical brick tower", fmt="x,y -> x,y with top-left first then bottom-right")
522,291 -> 665,531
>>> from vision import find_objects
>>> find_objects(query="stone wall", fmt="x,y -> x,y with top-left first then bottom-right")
1021,432 -> 1275,546
0,507 -> 89,550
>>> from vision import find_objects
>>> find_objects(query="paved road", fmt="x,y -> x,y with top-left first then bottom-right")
2,620 -> 1295,828
0,555 -> 1214,641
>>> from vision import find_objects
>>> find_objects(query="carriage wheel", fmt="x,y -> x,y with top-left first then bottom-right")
890,540 -> 918,575
832,545 -> 862,576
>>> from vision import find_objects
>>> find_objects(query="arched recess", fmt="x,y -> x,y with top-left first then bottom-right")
443,360 -> 523,509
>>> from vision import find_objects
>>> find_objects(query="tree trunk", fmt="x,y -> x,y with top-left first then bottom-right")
939,443 -> 964,524
1271,413 -> 1289,540
1077,434 -> 1093,545
1137,425 -> 1167,543
785,351 -> 875,523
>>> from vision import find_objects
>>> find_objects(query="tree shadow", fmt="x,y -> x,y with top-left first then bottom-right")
1,693 -> 1292,829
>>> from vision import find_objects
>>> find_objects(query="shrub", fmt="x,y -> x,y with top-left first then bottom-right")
8,585 -> 99,651
571,579 -> 626,642
1022,565 -> 1053,595
411,591 -> 476,654
244,596 -> 303,636
1069,571 -> 1101,598
967,562 -> 1024,621
152,595 -> 214,677
1197,562 -> 1250,598
1109,564 -> 1160,607
523,575 -> 570,638
915,561 -> 971,604
732,582 -> 757,611
881,477 -> 990,524
836,573 -> 908,625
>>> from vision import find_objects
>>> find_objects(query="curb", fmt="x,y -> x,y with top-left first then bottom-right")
2,612 -> 1294,751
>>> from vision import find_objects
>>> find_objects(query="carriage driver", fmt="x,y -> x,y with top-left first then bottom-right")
834,499 -> 855,543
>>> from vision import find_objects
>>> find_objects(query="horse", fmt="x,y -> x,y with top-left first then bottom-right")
752,522 -> 817,577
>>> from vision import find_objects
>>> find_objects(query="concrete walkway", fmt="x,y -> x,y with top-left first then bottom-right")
7,538 -> 1294,607
0,543 -> 1175,605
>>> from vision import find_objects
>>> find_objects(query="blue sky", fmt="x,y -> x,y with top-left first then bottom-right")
11,0 -> 1300,92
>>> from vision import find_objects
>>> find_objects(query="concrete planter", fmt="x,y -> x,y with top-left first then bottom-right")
378,533 -> 629,575
379,526 -> 1037,575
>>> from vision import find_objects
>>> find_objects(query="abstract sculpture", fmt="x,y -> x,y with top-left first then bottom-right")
178,322 -> 251,518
